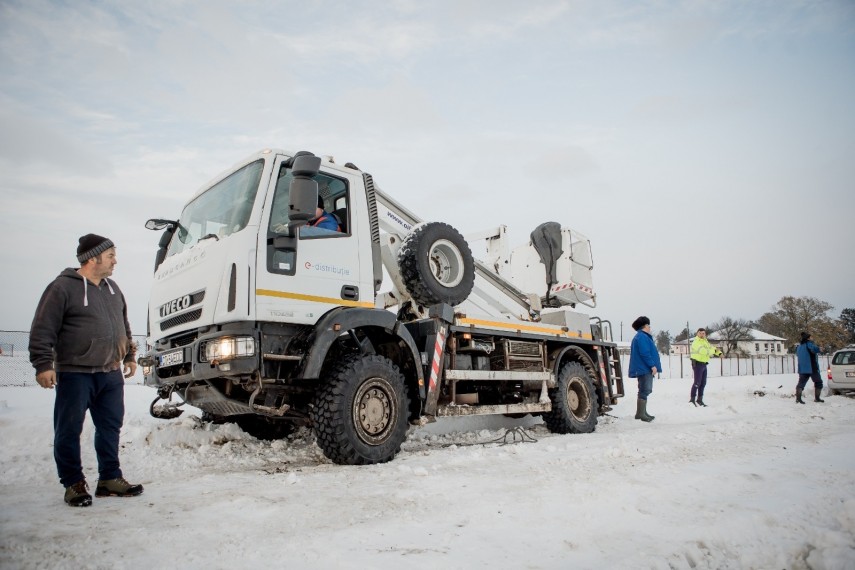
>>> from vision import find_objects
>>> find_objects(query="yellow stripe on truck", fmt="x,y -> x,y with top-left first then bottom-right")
458,317 -> 593,340
256,289 -> 374,308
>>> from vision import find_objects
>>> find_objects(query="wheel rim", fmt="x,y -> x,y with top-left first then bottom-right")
352,378 -> 397,445
567,377 -> 592,420
427,239 -> 464,288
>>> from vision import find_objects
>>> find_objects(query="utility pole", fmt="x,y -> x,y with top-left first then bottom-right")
620,321 -> 623,342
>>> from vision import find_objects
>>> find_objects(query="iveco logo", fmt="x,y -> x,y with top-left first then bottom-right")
160,294 -> 192,318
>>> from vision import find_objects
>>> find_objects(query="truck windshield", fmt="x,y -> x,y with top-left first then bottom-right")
167,159 -> 264,257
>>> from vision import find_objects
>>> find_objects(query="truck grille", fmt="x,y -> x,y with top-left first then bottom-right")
161,308 -> 202,331
490,339 -> 545,372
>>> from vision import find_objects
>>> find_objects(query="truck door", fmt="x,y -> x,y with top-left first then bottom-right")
255,156 -> 374,325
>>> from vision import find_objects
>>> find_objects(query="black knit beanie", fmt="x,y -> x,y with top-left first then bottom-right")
77,233 -> 114,263
632,316 -> 650,331
800,331 -> 810,343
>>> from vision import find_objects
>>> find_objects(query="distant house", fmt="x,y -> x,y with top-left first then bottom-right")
669,329 -> 787,357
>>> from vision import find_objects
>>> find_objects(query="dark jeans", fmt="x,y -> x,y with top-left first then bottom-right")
54,370 -> 125,487
796,371 -> 823,391
636,373 -> 654,400
691,360 -> 708,400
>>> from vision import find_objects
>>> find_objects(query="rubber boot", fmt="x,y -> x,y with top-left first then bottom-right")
697,398 -> 707,407
814,388 -> 824,403
689,398 -> 697,407
635,399 -> 653,422
795,389 -> 805,404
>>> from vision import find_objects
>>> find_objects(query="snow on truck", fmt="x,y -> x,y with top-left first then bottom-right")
138,148 -> 625,465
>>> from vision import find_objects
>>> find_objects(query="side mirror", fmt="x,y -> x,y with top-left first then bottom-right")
154,225 -> 176,273
288,152 -> 321,226
145,218 -> 176,231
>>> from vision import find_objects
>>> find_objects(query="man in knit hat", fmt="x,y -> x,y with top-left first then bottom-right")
29,233 -> 143,507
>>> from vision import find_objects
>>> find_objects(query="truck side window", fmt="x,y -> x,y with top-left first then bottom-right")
268,168 -> 348,238
266,165 -> 349,276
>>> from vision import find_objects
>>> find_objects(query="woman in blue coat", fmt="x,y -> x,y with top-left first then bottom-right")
628,316 -> 662,422
795,331 -> 823,404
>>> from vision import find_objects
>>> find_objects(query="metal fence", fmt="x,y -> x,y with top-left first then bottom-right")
0,330 -> 148,387
619,352 -> 831,381
1,330 -> 831,388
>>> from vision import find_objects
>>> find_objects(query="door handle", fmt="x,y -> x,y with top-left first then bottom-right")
341,285 -> 359,301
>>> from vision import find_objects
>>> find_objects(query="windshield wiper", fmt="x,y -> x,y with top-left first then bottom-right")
199,233 -> 220,242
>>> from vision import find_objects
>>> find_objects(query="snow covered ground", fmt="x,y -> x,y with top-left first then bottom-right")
1,374 -> 854,570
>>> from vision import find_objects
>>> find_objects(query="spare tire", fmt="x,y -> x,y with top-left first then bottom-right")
398,222 -> 475,307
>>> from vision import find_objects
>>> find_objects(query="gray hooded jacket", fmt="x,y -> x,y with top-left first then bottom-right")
29,268 -> 135,374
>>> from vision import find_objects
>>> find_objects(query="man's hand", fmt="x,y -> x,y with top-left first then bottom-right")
652,366 -> 658,376
123,361 -> 137,379
36,370 -> 56,389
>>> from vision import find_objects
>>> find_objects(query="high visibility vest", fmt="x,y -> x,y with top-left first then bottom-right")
691,337 -> 720,363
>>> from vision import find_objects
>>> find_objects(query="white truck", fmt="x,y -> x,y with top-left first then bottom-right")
139,149 -> 625,465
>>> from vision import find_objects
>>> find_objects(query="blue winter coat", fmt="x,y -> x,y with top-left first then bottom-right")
796,341 -> 820,374
628,330 -> 662,378
310,210 -> 341,231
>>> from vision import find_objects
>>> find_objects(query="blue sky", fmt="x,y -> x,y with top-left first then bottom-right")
1,0 -> 853,340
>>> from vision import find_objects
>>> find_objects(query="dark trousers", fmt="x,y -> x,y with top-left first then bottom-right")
796,371 -> 823,391
691,360 -> 708,400
54,370 -> 125,487
636,373 -> 654,400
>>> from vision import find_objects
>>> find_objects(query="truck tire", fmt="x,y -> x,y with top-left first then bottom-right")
543,361 -> 598,434
398,222 -> 475,307
311,354 -> 410,465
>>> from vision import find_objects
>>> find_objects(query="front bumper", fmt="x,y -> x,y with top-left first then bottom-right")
140,325 -> 261,388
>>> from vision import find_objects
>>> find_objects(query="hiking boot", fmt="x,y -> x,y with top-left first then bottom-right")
64,480 -> 92,507
95,477 -> 144,497
697,399 -> 707,407
689,398 -> 697,407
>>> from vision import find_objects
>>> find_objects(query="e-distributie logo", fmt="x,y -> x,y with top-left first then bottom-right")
304,261 -> 351,277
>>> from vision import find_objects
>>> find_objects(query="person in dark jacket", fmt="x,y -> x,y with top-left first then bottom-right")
306,195 -> 341,232
29,234 -> 143,507
795,331 -> 823,404
628,316 -> 662,422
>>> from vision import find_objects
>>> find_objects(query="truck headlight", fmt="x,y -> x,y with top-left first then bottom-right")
204,336 -> 256,362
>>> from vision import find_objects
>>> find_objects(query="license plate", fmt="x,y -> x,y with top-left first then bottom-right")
159,349 -> 184,367
846,371 -> 855,378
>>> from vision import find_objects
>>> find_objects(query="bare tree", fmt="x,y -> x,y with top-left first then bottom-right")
810,320 -> 852,352
709,317 -> 753,357
840,308 -> 855,344
755,296 -> 840,352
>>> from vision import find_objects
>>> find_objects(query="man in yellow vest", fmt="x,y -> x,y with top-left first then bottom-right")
690,328 -> 722,407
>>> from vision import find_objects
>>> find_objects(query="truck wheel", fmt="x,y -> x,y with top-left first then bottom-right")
234,415 -> 295,441
311,354 -> 410,465
543,361 -> 598,434
398,222 -> 475,307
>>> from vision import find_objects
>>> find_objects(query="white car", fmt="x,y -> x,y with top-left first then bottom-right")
827,345 -> 855,395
